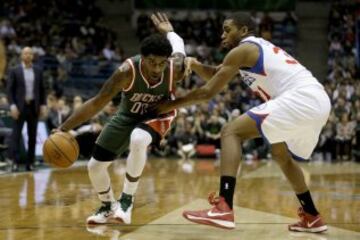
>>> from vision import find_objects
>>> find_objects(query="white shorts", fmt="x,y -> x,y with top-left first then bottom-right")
246,84 -> 331,160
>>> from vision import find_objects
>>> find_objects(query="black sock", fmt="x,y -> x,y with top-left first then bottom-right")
219,176 -> 236,209
296,191 -> 319,216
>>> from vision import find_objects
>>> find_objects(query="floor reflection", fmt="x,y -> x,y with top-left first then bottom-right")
0,159 -> 359,240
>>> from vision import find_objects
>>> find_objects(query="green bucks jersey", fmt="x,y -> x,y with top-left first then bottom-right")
96,55 -> 177,155
116,55 -> 175,120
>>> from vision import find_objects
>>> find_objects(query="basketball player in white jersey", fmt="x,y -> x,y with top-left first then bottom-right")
155,12 -> 330,233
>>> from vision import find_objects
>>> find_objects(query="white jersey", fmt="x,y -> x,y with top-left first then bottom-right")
239,36 -> 322,101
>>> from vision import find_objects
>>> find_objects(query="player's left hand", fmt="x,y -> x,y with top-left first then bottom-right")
151,12 -> 174,34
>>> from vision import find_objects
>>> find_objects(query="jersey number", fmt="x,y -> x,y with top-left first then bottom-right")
131,102 -> 149,114
273,47 -> 298,64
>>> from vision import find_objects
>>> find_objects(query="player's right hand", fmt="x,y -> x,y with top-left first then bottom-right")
184,57 -> 199,78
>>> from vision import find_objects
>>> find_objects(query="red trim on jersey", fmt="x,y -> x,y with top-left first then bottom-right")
145,110 -> 177,137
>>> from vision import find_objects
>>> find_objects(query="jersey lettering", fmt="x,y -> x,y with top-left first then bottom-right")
272,47 -> 298,65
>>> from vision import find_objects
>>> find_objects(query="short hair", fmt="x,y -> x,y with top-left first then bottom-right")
227,12 -> 256,33
140,34 -> 172,58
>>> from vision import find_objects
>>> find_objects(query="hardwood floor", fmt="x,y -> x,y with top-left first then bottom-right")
0,159 -> 359,240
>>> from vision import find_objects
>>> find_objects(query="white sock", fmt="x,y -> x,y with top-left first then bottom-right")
87,157 -> 115,202
123,178 -> 139,196
123,128 -> 152,196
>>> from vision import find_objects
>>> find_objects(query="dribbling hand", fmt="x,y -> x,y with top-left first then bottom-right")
50,128 -> 62,135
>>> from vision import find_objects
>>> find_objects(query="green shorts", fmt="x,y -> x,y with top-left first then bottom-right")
94,115 -> 163,161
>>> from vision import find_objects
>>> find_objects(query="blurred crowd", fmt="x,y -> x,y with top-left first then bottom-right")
0,0 -> 123,98
318,0 -> 360,162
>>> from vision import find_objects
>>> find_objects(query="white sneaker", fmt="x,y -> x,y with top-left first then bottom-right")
86,201 -> 119,225
114,193 -> 134,224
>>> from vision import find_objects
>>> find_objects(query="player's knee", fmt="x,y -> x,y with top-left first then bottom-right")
221,122 -> 232,137
130,128 -> 152,149
221,122 -> 243,139
87,157 -> 109,173
130,135 -> 146,148
271,146 -> 291,166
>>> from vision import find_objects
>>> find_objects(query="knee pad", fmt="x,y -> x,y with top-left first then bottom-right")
129,128 -> 152,150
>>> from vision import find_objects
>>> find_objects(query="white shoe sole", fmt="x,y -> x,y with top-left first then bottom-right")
289,225 -> 328,233
185,214 -> 235,229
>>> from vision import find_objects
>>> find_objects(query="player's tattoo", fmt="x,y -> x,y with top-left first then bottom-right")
98,62 -> 131,98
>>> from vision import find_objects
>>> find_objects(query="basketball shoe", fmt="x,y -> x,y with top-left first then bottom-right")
114,192 -> 134,224
288,207 -> 328,233
183,192 -> 235,229
86,201 -> 119,225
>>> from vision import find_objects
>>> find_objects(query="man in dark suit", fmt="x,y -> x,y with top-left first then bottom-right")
7,47 -> 46,171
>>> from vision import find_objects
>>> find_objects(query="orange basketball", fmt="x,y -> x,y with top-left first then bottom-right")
43,132 -> 79,168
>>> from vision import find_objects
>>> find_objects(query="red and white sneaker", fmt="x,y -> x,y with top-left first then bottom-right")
182,192 -> 235,229
288,207 -> 328,233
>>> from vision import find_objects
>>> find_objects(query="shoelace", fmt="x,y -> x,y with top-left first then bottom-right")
96,203 -> 112,215
208,192 -> 221,206
119,193 -> 133,211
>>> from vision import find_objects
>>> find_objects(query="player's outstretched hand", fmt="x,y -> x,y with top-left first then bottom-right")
184,57 -> 200,78
150,12 -> 174,34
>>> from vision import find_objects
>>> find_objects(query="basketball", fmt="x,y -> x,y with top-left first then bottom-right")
43,132 -> 79,168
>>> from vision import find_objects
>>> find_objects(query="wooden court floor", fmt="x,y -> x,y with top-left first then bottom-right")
0,158 -> 359,240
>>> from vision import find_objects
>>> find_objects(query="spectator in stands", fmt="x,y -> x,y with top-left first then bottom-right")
102,43 -> 115,61
0,20 -> 16,39
72,95 -> 84,111
204,114 -> 223,153
6,47 -> 46,171
191,111 -> 206,144
176,122 -> 197,166
46,93 -> 70,131
333,97 -> 349,118
316,121 -> 336,162
335,113 -> 355,161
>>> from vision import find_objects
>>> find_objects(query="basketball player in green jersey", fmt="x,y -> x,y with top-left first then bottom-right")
57,13 -> 186,225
